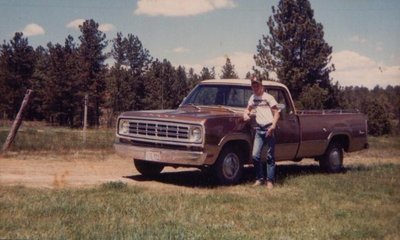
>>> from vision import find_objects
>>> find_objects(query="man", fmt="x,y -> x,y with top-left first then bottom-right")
243,76 -> 280,189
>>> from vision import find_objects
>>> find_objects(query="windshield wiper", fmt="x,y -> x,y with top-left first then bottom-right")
214,105 -> 237,113
184,103 -> 200,110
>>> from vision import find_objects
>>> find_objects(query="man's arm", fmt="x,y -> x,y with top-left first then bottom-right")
243,105 -> 253,121
267,106 -> 280,136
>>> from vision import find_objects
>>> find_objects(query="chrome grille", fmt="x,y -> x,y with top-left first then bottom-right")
128,120 -> 189,140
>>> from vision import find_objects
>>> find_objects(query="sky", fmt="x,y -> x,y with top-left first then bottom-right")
0,0 -> 399,89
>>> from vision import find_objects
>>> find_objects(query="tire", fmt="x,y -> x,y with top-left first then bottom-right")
134,159 -> 164,176
213,146 -> 243,185
319,142 -> 343,173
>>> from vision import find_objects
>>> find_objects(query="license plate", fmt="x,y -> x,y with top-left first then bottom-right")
145,151 -> 161,161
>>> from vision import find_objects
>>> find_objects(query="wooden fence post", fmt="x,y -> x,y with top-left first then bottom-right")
2,89 -> 33,152
83,94 -> 88,131
82,94 -> 88,143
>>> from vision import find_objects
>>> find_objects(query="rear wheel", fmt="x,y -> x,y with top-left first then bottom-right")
134,159 -> 164,176
213,146 -> 243,185
318,142 -> 343,173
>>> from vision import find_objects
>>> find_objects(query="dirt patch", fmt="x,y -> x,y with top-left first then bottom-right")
1,153 -> 125,188
0,152 -> 203,191
1,150 -> 399,190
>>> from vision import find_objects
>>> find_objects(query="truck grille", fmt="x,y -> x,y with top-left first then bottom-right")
127,120 -> 189,141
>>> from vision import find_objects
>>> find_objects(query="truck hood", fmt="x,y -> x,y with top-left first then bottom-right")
119,106 -> 244,123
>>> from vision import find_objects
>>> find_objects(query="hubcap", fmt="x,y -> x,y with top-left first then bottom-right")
222,153 -> 240,179
329,149 -> 341,167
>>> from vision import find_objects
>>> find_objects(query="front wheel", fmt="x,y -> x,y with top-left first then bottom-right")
213,146 -> 243,185
134,159 -> 164,176
318,142 -> 343,173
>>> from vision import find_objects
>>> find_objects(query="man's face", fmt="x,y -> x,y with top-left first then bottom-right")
251,82 -> 264,95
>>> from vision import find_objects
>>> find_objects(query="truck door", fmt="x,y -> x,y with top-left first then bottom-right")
267,88 -> 300,160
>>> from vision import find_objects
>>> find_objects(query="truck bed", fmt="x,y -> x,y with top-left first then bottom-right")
295,110 -> 368,158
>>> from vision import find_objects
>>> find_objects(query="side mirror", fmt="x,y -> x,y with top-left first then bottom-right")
277,103 -> 286,111
276,103 -> 286,119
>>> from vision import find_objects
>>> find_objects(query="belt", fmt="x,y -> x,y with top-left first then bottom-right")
254,123 -> 272,130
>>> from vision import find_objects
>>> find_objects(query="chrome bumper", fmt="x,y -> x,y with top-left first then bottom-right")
114,142 -> 208,166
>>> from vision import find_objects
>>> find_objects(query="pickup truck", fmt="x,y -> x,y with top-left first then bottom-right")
114,79 -> 368,184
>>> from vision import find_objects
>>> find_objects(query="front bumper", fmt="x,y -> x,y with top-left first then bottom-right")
114,142 -> 208,166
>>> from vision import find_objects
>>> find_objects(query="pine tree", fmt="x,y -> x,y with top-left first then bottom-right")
107,32 -> 152,117
245,72 -> 252,79
200,67 -> 215,80
77,19 -> 108,127
255,0 -> 335,104
187,68 -> 200,90
0,32 -> 36,119
123,33 -> 152,110
43,36 -> 80,126
160,59 -> 177,109
143,59 -> 181,110
107,32 -> 129,114
143,59 -> 164,110
220,58 -> 238,79
28,46 -> 49,121
298,84 -> 328,109
361,96 -> 391,136
173,65 -> 189,107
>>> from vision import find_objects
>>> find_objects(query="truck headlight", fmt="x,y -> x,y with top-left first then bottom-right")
119,120 -> 130,135
189,126 -> 202,143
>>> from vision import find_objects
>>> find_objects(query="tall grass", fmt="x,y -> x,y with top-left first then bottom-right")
368,135 -> 400,149
1,122 -> 399,154
0,125 -> 114,152
1,164 -> 399,239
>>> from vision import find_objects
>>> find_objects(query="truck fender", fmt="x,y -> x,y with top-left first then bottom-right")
217,133 -> 253,163
326,132 -> 351,152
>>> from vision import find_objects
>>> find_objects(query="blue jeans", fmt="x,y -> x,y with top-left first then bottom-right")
252,126 -> 276,182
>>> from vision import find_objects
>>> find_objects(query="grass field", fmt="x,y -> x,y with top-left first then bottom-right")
1,164 -> 399,239
0,124 -> 399,239
0,123 -> 114,152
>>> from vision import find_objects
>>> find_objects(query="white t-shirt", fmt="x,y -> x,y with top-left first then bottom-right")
247,92 -> 278,126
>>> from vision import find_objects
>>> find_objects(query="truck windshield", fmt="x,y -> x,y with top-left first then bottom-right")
182,84 -> 253,108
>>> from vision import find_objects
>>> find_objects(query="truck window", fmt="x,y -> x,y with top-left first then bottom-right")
267,88 -> 292,114
184,85 -> 253,107
226,87 -> 253,107
183,84 -> 292,112
187,86 -> 219,105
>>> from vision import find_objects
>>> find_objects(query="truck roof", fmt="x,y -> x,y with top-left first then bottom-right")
201,79 -> 287,88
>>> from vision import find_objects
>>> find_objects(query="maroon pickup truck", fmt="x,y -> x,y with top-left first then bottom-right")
114,79 -> 368,184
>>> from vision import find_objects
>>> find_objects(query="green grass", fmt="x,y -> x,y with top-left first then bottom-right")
0,125 -> 399,239
368,135 -> 400,150
1,164 -> 399,239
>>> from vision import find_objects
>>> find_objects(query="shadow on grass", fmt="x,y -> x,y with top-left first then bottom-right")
125,169 -> 217,188
124,163 -> 376,188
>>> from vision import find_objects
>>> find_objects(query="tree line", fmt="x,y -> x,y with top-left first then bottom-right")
0,20 -> 219,128
1,0 -> 399,135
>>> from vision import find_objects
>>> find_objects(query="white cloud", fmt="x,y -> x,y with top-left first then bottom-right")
66,19 -> 85,30
331,50 -> 400,88
375,42 -> 384,52
350,35 -> 367,44
99,23 -> 116,32
66,19 -> 115,32
134,0 -> 236,17
182,50 -> 400,88
173,47 -> 190,53
22,23 -> 45,37
182,51 -> 254,78
350,36 -> 384,52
